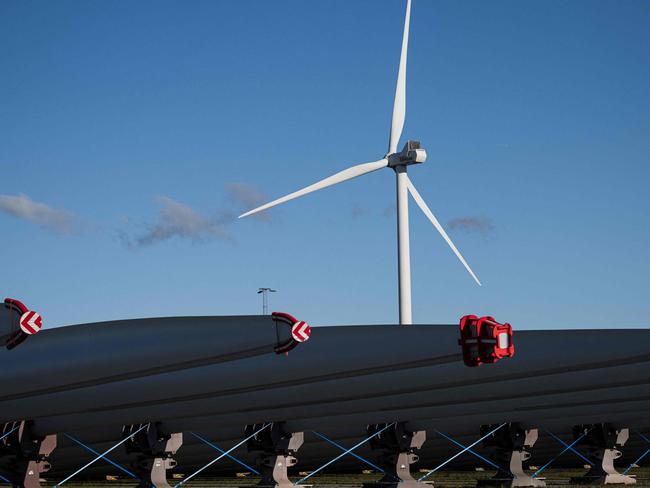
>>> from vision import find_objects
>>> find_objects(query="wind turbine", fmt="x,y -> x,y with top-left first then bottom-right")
240,0 -> 481,325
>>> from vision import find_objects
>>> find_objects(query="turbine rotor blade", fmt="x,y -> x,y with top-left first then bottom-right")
405,175 -> 482,286
239,159 -> 388,218
388,0 -> 412,155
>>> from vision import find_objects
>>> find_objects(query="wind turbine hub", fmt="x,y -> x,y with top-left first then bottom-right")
387,140 -> 427,168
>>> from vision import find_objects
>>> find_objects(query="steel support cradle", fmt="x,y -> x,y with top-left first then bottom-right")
0,421 -> 56,488
569,424 -> 636,485
362,422 -> 427,488
477,422 -> 544,488
245,422 -> 303,488
123,422 -> 183,488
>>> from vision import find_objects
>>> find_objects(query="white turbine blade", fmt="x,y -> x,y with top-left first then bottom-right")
239,159 -> 388,218
405,176 -> 482,286
388,0 -> 412,155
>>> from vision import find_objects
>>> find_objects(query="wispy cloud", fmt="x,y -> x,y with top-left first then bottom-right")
351,203 -> 367,219
121,183 -> 272,248
0,194 -> 75,234
131,197 -> 231,247
382,205 -> 396,218
448,216 -> 495,235
225,183 -> 270,221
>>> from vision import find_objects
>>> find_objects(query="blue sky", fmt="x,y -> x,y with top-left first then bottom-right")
1,0 -> 648,329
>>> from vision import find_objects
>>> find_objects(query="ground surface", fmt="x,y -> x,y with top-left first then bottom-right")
27,468 -> 650,487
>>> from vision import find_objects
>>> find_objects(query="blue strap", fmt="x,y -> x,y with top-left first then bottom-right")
63,434 -> 139,480
435,430 -> 506,473
533,429 -> 590,478
175,423 -> 270,488
419,423 -> 507,481
546,430 -> 593,466
623,431 -> 650,475
295,422 -> 396,485
54,424 -> 148,487
0,426 -> 18,442
190,432 -> 259,475
311,431 -> 389,476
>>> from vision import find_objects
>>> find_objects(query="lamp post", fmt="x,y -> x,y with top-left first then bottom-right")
257,288 -> 276,315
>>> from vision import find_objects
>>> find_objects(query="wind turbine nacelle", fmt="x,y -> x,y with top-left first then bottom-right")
388,140 -> 427,168
409,148 -> 427,163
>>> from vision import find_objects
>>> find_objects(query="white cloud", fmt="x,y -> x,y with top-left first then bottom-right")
0,194 -> 75,234
448,216 -> 495,235
135,197 -> 231,246
225,182 -> 270,221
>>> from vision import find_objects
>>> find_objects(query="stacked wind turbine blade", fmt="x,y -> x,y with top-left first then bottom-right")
388,0 -> 412,155
239,159 -> 388,218
405,175 -> 482,286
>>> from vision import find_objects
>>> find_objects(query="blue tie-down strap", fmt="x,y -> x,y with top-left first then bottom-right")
294,422 -> 397,485
175,423 -> 271,488
190,432 -> 260,475
53,424 -> 148,487
311,430 -> 392,478
435,429 -> 507,474
419,423 -> 507,481
623,431 -> 650,475
64,433 -> 140,480
545,430 -> 593,466
532,428 -> 592,478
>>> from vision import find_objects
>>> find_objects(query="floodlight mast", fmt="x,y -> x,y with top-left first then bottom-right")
240,0 -> 481,325
257,288 -> 276,315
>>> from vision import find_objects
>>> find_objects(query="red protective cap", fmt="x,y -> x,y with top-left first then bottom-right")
459,315 -> 514,367
272,312 -> 312,355
4,298 -> 29,314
